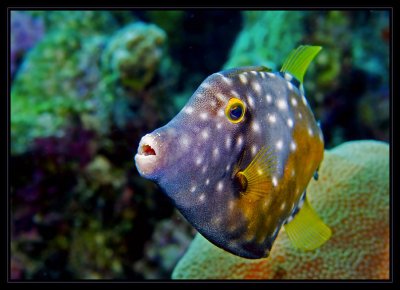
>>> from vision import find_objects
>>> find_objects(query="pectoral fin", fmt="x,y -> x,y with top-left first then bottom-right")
284,196 -> 331,250
236,146 -> 277,200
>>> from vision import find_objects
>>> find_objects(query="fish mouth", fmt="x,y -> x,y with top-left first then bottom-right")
134,133 -> 162,179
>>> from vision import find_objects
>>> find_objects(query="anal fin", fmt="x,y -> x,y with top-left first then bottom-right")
284,196 -> 331,250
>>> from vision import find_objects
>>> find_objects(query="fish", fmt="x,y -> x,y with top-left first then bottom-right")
134,45 -> 331,259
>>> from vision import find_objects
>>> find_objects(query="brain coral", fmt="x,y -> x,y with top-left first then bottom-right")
172,140 -> 390,279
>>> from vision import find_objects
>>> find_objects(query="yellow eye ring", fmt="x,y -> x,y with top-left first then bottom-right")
225,98 -> 245,123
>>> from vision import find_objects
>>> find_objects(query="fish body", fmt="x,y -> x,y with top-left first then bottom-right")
135,46 -> 331,259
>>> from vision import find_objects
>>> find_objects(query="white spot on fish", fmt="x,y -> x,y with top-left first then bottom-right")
251,81 -> 262,95
276,139 -> 283,151
196,156 -> 203,166
239,74 -> 248,84
298,112 -> 303,119
251,145 -> 258,156
202,165 -> 208,174
287,81 -> 294,91
190,186 -> 197,193
185,106 -> 194,114
225,136 -> 231,150
247,94 -> 255,108
267,72 -> 275,78
228,200 -> 235,211
252,121 -> 260,132
217,109 -> 225,117
221,74 -> 232,85
181,135 -> 191,149
200,112 -> 208,120
231,90 -> 239,98
216,93 -> 226,101
298,197 -> 305,209
291,169 -> 295,176
226,163 -> 231,172
201,82 -> 210,89
265,93 -> 272,104
236,135 -> 243,147
213,147 -> 219,159
211,216 -> 222,225
290,141 -> 297,152
291,97 -> 298,107
277,99 -> 288,110
308,127 -> 314,136
199,193 -> 206,202
216,181 -> 224,192
281,202 -> 286,210
268,114 -> 276,123
216,122 -> 223,130
286,118 -> 294,128
260,72 -> 266,79
302,95 -> 308,106
319,131 -> 324,141
205,178 -> 210,186
201,129 -> 209,140
272,176 -> 278,187
284,73 -> 293,81
251,71 -> 258,75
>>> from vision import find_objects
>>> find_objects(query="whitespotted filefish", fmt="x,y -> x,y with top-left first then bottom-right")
135,45 -> 331,259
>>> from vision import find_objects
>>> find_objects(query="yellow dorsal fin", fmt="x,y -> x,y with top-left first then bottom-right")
280,45 -> 322,83
284,196 -> 331,250
237,146 -> 277,199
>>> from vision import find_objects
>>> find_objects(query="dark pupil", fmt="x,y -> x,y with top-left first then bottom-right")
230,105 -> 243,120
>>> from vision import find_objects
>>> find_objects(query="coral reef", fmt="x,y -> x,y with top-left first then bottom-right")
223,11 -> 307,70
10,28 -> 110,154
172,140 -> 390,279
132,210 -> 196,279
10,15 -> 169,155
101,22 -> 166,90
27,10 -> 130,36
10,11 -> 45,77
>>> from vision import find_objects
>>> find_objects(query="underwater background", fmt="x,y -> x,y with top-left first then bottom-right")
9,9 -> 390,280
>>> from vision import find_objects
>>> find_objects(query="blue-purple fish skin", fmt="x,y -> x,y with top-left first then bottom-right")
135,58 -> 324,258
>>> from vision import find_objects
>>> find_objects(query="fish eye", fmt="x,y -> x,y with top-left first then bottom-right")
225,98 -> 245,123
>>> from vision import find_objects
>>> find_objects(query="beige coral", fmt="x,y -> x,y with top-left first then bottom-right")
172,140 -> 390,279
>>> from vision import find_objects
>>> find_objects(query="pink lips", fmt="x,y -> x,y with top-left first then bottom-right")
134,133 -> 161,178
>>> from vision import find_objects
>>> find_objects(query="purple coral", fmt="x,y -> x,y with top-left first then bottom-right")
10,11 -> 45,77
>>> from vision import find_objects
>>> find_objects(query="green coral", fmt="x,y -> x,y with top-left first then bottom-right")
27,10 -> 131,36
68,218 -> 126,279
10,11 -> 138,155
223,11 -> 307,70
10,29 -> 111,154
101,22 -> 167,90
10,13 -> 168,154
